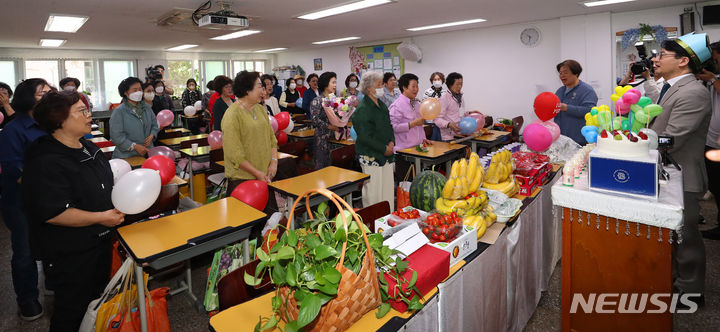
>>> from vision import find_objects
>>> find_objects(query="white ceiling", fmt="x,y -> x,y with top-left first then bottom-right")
0,0 -> 690,53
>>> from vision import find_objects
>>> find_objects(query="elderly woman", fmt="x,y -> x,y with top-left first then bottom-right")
341,73 -> 360,98
181,78 -> 202,108
389,73 -> 431,180
554,59 -> 598,145
0,78 -> 51,321
211,75 -> 235,131
294,74 -> 307,97
23,90 -> 124,331
435,72 -> 465,141
109,77 -> 159,158
59,77 -> 93,111
222,71 -> 279,213
0,81 -> 15,127
423,72 -> 446,100
151,80 -> 173,115
279,78 -> 302,114
301,73 -> 319,118
262,74 -> 281,116
379,72 -> 401,107
353,71 -> 396,210
310,72 -> 340,169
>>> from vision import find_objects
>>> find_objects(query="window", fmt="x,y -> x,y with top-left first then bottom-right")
0,61 -> 17,87
168,60 -> 198,97
202,60 -> 226,91
25,60 -> 60,87
233,60 -> 266,75
255,61 -> 265,74
103,60 -> 134,105
64,60 -> 99,108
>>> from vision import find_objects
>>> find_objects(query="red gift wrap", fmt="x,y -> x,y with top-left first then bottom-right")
381,245 -> 450,312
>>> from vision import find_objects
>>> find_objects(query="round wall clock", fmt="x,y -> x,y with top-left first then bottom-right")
520,27 -> 541,47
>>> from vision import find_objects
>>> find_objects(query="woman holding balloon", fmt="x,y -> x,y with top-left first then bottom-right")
109,77 -> 159,158
222,71 -> 279,213
389,73 -> 431,180
22,90 -> 124,331
435,72 -> 465,141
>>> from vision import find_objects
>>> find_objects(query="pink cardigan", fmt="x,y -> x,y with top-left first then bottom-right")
434,92 -> 465,141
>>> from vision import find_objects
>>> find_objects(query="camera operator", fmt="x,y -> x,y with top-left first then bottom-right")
649,35 -> 712,305
698,41 -> 720,240
152,65 -> 173,95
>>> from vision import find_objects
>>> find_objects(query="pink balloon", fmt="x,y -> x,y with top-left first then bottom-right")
148,146 -> 175,160
268,115 -> 278,133
467,111 -> 486,130
622,89 -> 641,105
523,123 -> 553,152
533,119 -> 560,142
208,130 -> 223,149
156,110 -> 174,128
615,99 -> 630,115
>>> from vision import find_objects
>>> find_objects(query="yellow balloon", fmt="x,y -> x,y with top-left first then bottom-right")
622,85 -> 632,94
599,105 -> 610,112
610,94 -> 620,102
614,86 -> 624,95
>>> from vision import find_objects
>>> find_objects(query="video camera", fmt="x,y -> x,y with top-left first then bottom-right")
145,66 -> 163,82
631,44 -> 656,75
657,135 -> 680,170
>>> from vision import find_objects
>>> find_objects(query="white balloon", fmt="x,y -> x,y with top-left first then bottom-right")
112,169 -> 162,214
194,100 -> 203,111
184,105 -> 197,117
282,120 -> 294,133
108,159 -> 131,184
639,128 -> 659,150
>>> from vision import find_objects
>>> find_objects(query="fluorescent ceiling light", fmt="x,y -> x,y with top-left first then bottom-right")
39,39 -> 66,47
581,0 -> 635,7
407,18 -> 486,32
312,36 -> 361,45
44,14 -> 89,33
255,48 -> 287,53
167,44 -> 198,51
298,0 -> 392,20
211,30 -> 261,40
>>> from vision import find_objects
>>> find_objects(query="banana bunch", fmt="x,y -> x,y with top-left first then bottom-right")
435,190 -> 488,216
482,178 -> 519,197
484,150 -> 514,184
442,152 -> 485,200
462,205 -> 498,239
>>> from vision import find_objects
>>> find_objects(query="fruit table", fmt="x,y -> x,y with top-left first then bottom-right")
396,141 -> 467,173
551,167 -> 683,332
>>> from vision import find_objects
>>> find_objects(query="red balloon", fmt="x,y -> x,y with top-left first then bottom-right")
231,180 -> 268,211
275,112 -> 290,131
533,92 -> 561,122
276,131 -> 288,146
142,155 -> 176,185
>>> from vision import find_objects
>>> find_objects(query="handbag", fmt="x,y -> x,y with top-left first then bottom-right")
79,258 -> 133,332
396,164 -> 415,209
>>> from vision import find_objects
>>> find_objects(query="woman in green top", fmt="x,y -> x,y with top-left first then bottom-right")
109,77 -> 159,159
222,71 -> 279,213
352,71 -> 396,210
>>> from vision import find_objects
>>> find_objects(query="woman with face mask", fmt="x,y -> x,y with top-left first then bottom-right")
301,73 -> 320,119
181,78 -> 202,108
423,72 -> 446,100
141,82 -> 155,107
109,77 -> 159,158
279,78 -> 302,115
351,71 -> 396,210
341,73 -> 361,98
151,80 -> 173,116
294,74 -> 307,97
59,77 -> 93,112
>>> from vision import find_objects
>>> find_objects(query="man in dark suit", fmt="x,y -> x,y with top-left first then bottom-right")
650,34 -> 712,304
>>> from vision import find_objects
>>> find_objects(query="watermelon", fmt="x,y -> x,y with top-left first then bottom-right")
409,170 -> 447,211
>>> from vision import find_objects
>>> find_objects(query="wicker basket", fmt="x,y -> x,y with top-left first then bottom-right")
277,188 -> 381,331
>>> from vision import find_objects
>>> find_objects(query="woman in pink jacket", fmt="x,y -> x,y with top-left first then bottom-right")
434,72 -> 465,141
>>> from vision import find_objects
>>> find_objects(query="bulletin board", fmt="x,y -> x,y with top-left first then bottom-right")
353,43 -> 404,77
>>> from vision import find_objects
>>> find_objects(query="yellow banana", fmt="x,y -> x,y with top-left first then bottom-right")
467,156 -> 478,180
450,161 -> 459,179
476,218 -> 487,239
460,176 -> 469,198
482,179 -> 515,193
442,178 -> 455,199
445,199 -> 467,209
451,182 -> 462,199
485,161 -> 499,184
469,172 -> 482,194
459,158 -> 468,179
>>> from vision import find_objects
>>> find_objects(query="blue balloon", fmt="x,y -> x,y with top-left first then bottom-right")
349,127 -> 357,141
581,125 -> 599,144
296,97 -> 303,106
584,131 -> 598,143
458,117 -> 477,135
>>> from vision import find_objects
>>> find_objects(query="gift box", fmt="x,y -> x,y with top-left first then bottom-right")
588,149 -> 659,199
381,244 -> 450,312
375,206 -> 428,233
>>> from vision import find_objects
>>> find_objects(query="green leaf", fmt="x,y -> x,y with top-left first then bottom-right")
408,271 -> 418,288
345,248 -> 359,263
260,315 -> 278,331
314,271 -> 326,285
284,321 -> 299,332
334,227 -> 346,242
287,229 -> 298,247
244,271 -> 261,286
297,293 -> 322,328
293,289 -> 309,302
323,266 -> 342,284
271,262 -> 286,285
286,264 -> 297,287
396,260 -> 409,271
376,303 -> 391,318
407,295 -> 424,310
317,201 -> 329,216
314,245 -> 337,260
277,246 -> 295,260
316,292 -> 333,305
305,234 -> 321,249
316,282 -> 338,295
256,249 -> 270,262
301,270 -> 315,282
271,296 -> 282,310
368,233 -> 383,250
254,319 -> 262,332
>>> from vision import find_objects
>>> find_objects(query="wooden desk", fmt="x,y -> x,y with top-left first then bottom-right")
89,136 -> 109,143
91,130 -> 104,137
158,134 -> 208,148
118,198 -> 266,332
396,141 -> 467,172
163,127 -> 191,135
209,259 -> 466,332
168,175 -> 187,186
288,128 -> 314,141
178,146 -> 212,201
214,153 -> 296,169
329,138 -> 355,148
123,156 -> 146,169
270,166 -> 369,224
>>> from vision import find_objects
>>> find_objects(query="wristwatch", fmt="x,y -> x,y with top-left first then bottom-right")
710,77 -> 717,85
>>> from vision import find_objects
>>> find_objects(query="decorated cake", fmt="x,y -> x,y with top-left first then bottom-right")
596,129 -> 650,158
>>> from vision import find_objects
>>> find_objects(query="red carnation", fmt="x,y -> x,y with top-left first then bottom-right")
332,102 -> 339,108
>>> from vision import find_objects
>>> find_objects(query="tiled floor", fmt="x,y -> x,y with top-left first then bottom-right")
1,200 -> 719,332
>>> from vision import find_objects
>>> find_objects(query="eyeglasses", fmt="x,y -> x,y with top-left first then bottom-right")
658,52 -> 677,59
76,108 -> 91,117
